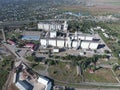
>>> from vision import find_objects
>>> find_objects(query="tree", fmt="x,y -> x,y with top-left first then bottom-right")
26,56 -> 37,62
48,60 -> 56,66
92,55 -> 98,65
48,50 -> 51,58
113,64 -> 119,71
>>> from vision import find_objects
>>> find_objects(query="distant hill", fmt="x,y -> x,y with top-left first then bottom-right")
0,0 -> 120,7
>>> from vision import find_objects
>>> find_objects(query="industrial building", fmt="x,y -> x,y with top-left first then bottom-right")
13,62 -> 52,90
40,31 -> 100,50
40,38 -> 99,50
15,80 -> 33,90
7,39 -> 16,45
38,21 -> 68,31
22,35 -> 40,41
21,31 -> 41,41
38,77 -> 52,90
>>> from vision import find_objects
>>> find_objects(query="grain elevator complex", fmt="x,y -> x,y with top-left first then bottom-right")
36,21 -> 106,56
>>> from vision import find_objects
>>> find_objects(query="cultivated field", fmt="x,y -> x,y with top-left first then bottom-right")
58,0 -> 120,15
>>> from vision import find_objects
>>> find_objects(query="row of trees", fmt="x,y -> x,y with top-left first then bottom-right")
68,20 -> 97,33
52,54 -> 107,71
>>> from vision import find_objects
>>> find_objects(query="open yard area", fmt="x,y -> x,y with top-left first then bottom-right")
48,62 -> 82,83
84,68 -> 117,83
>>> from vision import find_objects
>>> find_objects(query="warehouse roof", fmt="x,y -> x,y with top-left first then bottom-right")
22,35 -> 40,41
15,80 -> 33,90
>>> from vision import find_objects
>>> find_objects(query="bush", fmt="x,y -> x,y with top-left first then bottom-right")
26,56 -> 37,62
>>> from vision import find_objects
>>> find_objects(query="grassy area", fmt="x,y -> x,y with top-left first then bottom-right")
0,55 -> 14,89
84,68 -> 117,83
0,70 -> 9,89
97,31 -> 108,43
115,70 -> 120,80
98,58 -> 118,65
106,23 -> 120,39
48,62 -> 82,83
105,23 -> 120,59
95,22 -> 120,61
48,61 -> 117,83
33,64 -> 46,71
54,81 -> 120,89
6,31 -> 21,39
105,2 -> 120,5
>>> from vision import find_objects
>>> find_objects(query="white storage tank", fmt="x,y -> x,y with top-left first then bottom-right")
89,42 -> 99,50
40,39 -> 47,46
50,31 -> 57,38
53,48 -> 59,53
72,40 -> 78,48
78,36 -> 85,40
67,37 -> 72,48
38,23 -> 44,30
49,39 -> 56,47
57,40 -> 65,47
81,41 -> 90,49
85,36 -> 93,41
44,24 -> 50,30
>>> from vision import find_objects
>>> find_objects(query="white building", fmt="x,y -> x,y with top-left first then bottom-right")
57,39 -> 65,47
89,42 -> 99,50
38,22 -> 62,31
63,21 -> 68,31
53,48 -> 59,53
72,40 -> 78,48
40,32 -> 99,50
81,41 -> 90,49
40,38 -> 66,48
38,77 -> 52,90
103,33 -> 109,38
50,31 -> 57,38
85,36 -> 93,41
81,41 -> 99,50
78,35 -> 85,40
73,33 -> 94,41
40,38 -> 99,50
48,39 -> 57,47
38,21 -> 68,31
40,39 -> 48,46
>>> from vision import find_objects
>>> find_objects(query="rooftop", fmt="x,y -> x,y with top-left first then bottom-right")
22,31 -> 41,36
22,35 -> 40,41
